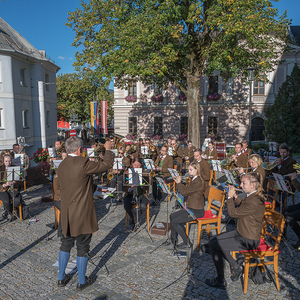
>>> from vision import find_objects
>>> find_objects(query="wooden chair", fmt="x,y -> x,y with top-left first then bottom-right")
54,206 -> 60,229
232,210 -> 285,293
185,187 -> 226,251
265,179 -> 279,210
209,169 -> 214,186
125,201 -> 150,231
0,200 -> 23,221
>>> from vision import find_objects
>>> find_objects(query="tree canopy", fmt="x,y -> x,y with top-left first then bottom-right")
264,64 -> 300,152
67,0 -> 289,146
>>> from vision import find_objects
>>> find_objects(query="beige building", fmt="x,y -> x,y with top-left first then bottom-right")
113,26 -> 300,145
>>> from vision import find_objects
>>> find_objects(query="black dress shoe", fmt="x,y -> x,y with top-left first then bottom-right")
176,242 -> 193,250
230,265 -> 243,282
58,274 -> 71,287
76,276 -> 96,291
205,277 -> 227,289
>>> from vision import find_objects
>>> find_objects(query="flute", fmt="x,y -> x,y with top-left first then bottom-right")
224,185 -> 244,192
229,167 -> 252,171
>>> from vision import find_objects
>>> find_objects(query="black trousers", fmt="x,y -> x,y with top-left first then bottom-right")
0,191 -> 22,214
209,230 -> 259,280
152,177 -> 172,201
170,208 -> 204,244
283,203 -> 300,240
109,174 -> 123,192
124,194 -> 148,224
60,233 -> 92,257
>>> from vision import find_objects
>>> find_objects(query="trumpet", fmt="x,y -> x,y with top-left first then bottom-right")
224,185 -> 244,192
185,177 -> 191,186
229,167 -> 252,171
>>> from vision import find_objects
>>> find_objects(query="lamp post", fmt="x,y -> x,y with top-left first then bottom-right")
245,67 -> 258,149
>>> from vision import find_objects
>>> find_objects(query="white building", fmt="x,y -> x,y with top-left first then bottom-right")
0,17 -> 60,158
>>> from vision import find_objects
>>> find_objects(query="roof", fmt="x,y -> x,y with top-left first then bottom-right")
0,17 -> 56,65
290,26 -> 300,46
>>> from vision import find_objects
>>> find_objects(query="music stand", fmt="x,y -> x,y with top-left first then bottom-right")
272,173 -> 290,213
168,168 -> 180,178
6,166 -> 22,221
113,158 -> 124,202
168,147 -> 173,156
87,148 -> 95,158
141,146 -> 149,157
48,148 -> 56,158
211,160 -> 222,172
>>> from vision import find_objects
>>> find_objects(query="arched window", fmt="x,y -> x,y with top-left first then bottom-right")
251,117 -> 265,141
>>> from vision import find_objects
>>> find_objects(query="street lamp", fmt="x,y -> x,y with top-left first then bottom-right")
245,67 -> 258,149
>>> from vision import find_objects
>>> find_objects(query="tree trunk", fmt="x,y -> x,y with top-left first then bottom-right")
186,78 -> 200,148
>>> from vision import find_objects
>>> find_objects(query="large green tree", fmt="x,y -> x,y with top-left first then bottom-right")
264,64 -> 300,152
67,0 -> 289,146
56,70 -> 114,140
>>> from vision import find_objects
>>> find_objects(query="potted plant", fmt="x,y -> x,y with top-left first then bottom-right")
178,134 -> 188,143
207,93 -> 221,101
150,94 -> 164,102
125,95 -> 137,103
178,94 -> 187,102
205,132 -> 221,142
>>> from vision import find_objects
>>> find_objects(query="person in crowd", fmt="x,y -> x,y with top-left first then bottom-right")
241,140 -> 253,156
204,141 -> 218,160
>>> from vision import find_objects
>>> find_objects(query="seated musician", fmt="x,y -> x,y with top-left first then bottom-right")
232,142 -> 248,171
193,149 -> 210,198
152,146 -> 173,203
144,138 -> 159,160
283,172 -> 300,250
0,150 -> 14,165
238,154 -> 266,191
205,173 -> 265,289
109,147 -> 130,199
164,136 -> 173,149
171,139 -> 183,172
123,157 -> 149,230
204,142 -> 218,160
166,162 -> 205,250
0,154 -> 23,221
241,140 -> 253,156
135,138 -> 144,156
184,140 -> 196,166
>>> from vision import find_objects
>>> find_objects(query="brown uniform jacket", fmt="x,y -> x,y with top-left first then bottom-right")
199,159 -> 210,198
292,178 -> 300,192
122,156 -> 131,168
275,156 -> 297,176
204,148 -> 218,160
177,176 -> 204,210
243,148 -> 253,156
155,154 -> 173,177
227,193 -> 265,240
233,153 -> 248,168
173,146 -> 183,169
57,150 -> 113,237
184,146 -> 196,160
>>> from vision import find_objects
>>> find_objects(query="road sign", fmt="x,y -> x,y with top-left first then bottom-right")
70,129 -> 76,137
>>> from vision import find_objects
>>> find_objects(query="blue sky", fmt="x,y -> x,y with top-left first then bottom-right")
1,0 -> 299,87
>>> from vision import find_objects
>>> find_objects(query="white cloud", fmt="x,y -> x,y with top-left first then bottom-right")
58,56 -> 65,60
69,58 -> 73,60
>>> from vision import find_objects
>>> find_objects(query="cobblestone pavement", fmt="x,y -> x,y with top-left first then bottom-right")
0,180 -> 300,300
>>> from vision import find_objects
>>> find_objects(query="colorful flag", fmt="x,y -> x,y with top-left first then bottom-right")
101,100 -> 108,134
90,101 -> 98,135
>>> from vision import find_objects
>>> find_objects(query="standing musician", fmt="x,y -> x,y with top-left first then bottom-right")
241,140 -> 253,156
144,138 -> 159,160
109,146 -> 130,198
56,136 -> 113,290
193,149 -> 210,198
135,138 -> 144,157
204,141 -> 218,160
205,172 -> 265,289
152,146 -> 173,203
171,139 -> 183,172
167,162 -> 205,250
123,157 -> 149,229
184,140 -> 196,166
231,143 -> 248,171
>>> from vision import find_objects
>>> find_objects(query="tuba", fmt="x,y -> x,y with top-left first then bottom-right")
56,141 -> 65,157
113,134 -> 124,149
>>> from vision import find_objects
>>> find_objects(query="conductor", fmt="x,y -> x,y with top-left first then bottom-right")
56,136 -> 113,290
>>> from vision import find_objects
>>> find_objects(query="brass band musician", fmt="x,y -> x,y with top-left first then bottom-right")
204,141 -> 218,160
171,139 -> 183,172
184,140 -> 196,165
241,140 -> 253,157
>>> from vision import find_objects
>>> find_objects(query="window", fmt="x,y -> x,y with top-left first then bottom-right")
154,116 -> 163,136
22,110 -> 28,128
128,117 -> 137,134
46,110 -> 50,127
180,117 -> 188,135
128,81 -> 137,96
208,117 -> 218,135
20,68 -> 26,86
208,76 -> 218,94
253,75 -> 264,95
0,108 -> 3,128
251,117 -> 265,141
45,73 -> 49,91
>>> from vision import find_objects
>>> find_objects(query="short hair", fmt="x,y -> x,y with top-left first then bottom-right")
248,154 -> 262,166
91,142 -> 97,147
279,143 -> 287,149
61,149 -> 67,155
145,138 -> 150,142
208,141 -> 214,145
194,148 -> 202,155
235,142 -> 242,147
280,145 -> 289,152
13,144 -> 19,148
65,137 -> 83,154
168,136 -> 172,140
161,145 -> 168,151
187,140 -> 192,144
241,140 -> 248,144
55,140 -> 61,144
132,156 -> 143,165
139,138 -> 143,142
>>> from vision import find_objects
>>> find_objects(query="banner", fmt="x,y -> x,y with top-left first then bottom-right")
96,101 -> 100,135
90,101 -> 98,135
101,100 -> 108,134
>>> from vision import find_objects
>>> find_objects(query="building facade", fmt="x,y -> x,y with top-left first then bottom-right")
113,26 -> 300,146
0,18 -> 60,159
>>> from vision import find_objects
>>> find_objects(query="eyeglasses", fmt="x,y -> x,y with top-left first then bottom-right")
118,152 -> 124,154
171,143 -> 176,145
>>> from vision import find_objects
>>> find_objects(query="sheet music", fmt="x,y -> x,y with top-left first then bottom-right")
111,149 -> 118,155
272,173 -> 289,192
53,160 -> 62,169
174,193 -> 196,219
168,168 -> 179,178
144,159 -> 155,170
7,166 -> 21,181
87,148 -> 95,157
128,168 -> 143,185
211,160 -> 222,172
223,169 -> 236,185
14,154 -> 24,165
155,176 -> 172,195
168,147 -> 173,156
12,157 -> 22,167
113,158 -> 123,170
141,146 -> 149,155
48,148 -> 56,158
